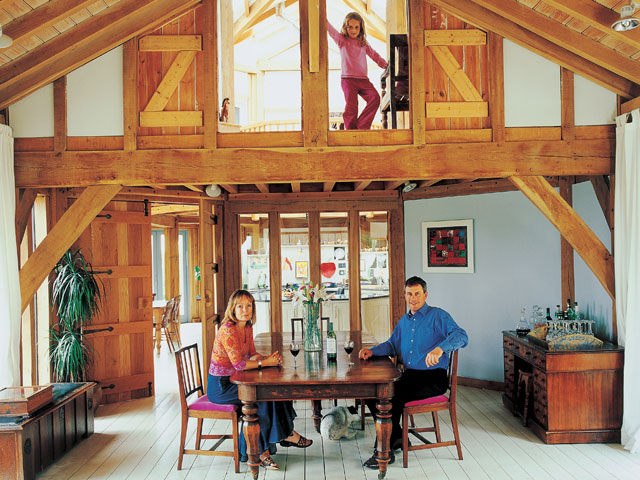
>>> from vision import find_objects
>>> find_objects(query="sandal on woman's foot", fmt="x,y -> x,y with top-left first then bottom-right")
279,435 -> 313,448
260,456 -> 279,470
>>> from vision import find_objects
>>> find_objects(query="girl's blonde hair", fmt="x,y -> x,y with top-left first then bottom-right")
340,12 -> 367,47
222,289 -> 256,327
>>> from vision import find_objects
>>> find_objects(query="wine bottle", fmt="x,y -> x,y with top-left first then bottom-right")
555,304 -> 562,320
326,320 -> 337,361
574,301 -> 580,320
566,298 -> 573,321
545,307 -> 553,324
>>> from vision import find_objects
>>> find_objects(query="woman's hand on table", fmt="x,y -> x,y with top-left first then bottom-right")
263,351 -> 282,367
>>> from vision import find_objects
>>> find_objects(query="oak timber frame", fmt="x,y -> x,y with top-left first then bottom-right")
11,0 -> 623,389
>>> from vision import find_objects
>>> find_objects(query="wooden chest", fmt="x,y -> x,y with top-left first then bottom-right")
502,331 -> 623,444
0,383 -> 95,480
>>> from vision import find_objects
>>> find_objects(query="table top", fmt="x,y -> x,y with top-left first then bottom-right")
231,331 -> 400,386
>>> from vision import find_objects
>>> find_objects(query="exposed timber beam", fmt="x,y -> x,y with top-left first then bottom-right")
15,189 -> 38,247
14,138 -> 614,188
509,175 -> 614,300
429,0 -> 640,99
354,181 -> 372,191
0,0 -> 201,110
468,0 -> 640,86
234,0 -> 298,44
543,0 -> 640,53
1,0 -> 98,49
233,0 -> 276,42
19,185 -> 122,312
589,175 -> 612,230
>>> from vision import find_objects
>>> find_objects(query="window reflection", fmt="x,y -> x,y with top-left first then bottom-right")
360,211 -> 390,343
239,214 -> 271,333
320,212 -> 349,330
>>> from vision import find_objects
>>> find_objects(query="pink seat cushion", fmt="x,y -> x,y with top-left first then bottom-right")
188,395 -> 237,412
405,395 -> 449,407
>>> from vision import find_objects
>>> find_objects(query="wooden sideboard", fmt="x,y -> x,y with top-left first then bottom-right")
0,383 -> 95,480
502,331 -> 623,444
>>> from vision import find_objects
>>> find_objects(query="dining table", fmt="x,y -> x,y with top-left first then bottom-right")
230,330 -> 401,479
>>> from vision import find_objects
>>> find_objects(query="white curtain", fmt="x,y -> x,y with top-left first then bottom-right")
615,109 -> 640,453
0,124 -> 21,388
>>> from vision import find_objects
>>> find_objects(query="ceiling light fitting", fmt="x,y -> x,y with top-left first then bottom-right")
612,2 -> 640,31
0,24 -> 13,48
205,184 -> 222,197
402,180 -> 417,193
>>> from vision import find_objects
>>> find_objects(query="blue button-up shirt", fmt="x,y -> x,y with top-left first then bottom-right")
370,302 -> 468,370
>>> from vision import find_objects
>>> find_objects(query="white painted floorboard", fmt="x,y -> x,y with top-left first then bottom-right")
37,325 -> 640,480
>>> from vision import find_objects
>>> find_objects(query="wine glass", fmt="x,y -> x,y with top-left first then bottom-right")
289,342 -> 300,369
344,339 -> 354,366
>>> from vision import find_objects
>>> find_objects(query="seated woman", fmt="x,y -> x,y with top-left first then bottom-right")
207,289 -> 312,470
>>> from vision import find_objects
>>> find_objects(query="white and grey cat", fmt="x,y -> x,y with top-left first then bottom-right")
320,405 -> 361,441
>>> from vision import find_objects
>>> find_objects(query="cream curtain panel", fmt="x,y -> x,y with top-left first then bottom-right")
615,110 -> 640,454
0,124 -> 20,388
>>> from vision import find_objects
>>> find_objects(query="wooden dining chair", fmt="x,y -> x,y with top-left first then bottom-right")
401,350 -> 463,467
169,294 -> 182,350
175,343 -> 240,472
160,297 -> 177,352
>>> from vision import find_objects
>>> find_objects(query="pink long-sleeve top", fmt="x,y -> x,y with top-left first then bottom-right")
208,321 -> 258,376
327,21 -> 388,79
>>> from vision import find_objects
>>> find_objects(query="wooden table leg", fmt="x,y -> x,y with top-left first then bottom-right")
375,399 -> 392,479
242,400 -> 260,480
312,399 -> 322,433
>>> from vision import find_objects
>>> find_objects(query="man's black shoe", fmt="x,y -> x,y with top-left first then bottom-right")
363,450 -> 395,469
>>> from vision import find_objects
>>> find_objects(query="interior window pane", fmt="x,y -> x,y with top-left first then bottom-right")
360,211 -> 390,343
239,214 -> 271,333
281,213 -> 309,335
320,212 -> 349,331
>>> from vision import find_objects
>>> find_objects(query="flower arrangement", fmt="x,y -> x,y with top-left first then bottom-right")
292,282 -> 333,352
291,281 -> 333,309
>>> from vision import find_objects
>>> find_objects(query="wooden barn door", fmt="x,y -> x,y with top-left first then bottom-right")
75,200 -> 154,404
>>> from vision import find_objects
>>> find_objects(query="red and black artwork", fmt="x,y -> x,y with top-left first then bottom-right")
427,226 -> 468,268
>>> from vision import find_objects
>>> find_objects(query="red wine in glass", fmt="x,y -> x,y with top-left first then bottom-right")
344,340 -> 354,365
290,342 -> 300,368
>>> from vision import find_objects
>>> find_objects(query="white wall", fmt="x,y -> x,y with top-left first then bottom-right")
67,46 -> 124,136
403,185 -> 613,381
574,74 -> 616,126
8,84 -> 54,138
504,39 -> 561,127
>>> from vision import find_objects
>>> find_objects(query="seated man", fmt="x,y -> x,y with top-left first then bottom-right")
359,275 -> 468,468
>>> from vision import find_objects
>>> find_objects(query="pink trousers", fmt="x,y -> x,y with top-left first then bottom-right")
341,77 -> 381,130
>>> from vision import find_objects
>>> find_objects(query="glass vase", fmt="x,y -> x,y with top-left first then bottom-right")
303,301 -> 322,352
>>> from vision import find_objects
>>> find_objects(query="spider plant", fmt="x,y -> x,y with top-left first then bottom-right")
49,249 -> 104,382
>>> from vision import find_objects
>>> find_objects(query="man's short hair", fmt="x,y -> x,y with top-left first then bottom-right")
405,276 -> 427,292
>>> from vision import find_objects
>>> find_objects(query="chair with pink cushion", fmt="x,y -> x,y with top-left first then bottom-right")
401,349 -> 462,467
175,343 -> 239,472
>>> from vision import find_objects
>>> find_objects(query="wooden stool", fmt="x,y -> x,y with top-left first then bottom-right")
516,371 -> 533,426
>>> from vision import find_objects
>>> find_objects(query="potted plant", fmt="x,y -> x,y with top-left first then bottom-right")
49,249 -> 104,382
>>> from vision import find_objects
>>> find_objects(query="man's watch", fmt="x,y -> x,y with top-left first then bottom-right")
258,360 -> 262,370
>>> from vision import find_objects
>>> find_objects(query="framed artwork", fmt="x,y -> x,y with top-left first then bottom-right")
295,261 -> 308,278
422,220 -> 474,273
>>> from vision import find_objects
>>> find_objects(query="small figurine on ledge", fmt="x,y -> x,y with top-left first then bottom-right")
219,97 -> 230,123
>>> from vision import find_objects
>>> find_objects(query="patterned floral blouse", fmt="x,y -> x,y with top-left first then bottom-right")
208,321 -> 258,376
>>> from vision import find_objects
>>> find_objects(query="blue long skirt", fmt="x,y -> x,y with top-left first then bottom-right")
207,374 -> 297,459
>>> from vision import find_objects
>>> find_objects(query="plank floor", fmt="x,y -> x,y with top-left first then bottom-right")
38,325 -> 640,480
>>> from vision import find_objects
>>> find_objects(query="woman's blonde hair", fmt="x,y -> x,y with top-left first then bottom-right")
222,289 -> 256,327
340,11 -> 367,47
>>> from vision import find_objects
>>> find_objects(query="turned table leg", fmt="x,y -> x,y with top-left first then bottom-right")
375,398 -> 393,479
242,400 -> 260,480
312,399 -> 323,433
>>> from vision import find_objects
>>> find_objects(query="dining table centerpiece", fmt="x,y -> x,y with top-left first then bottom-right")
292,282 -> 333,352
